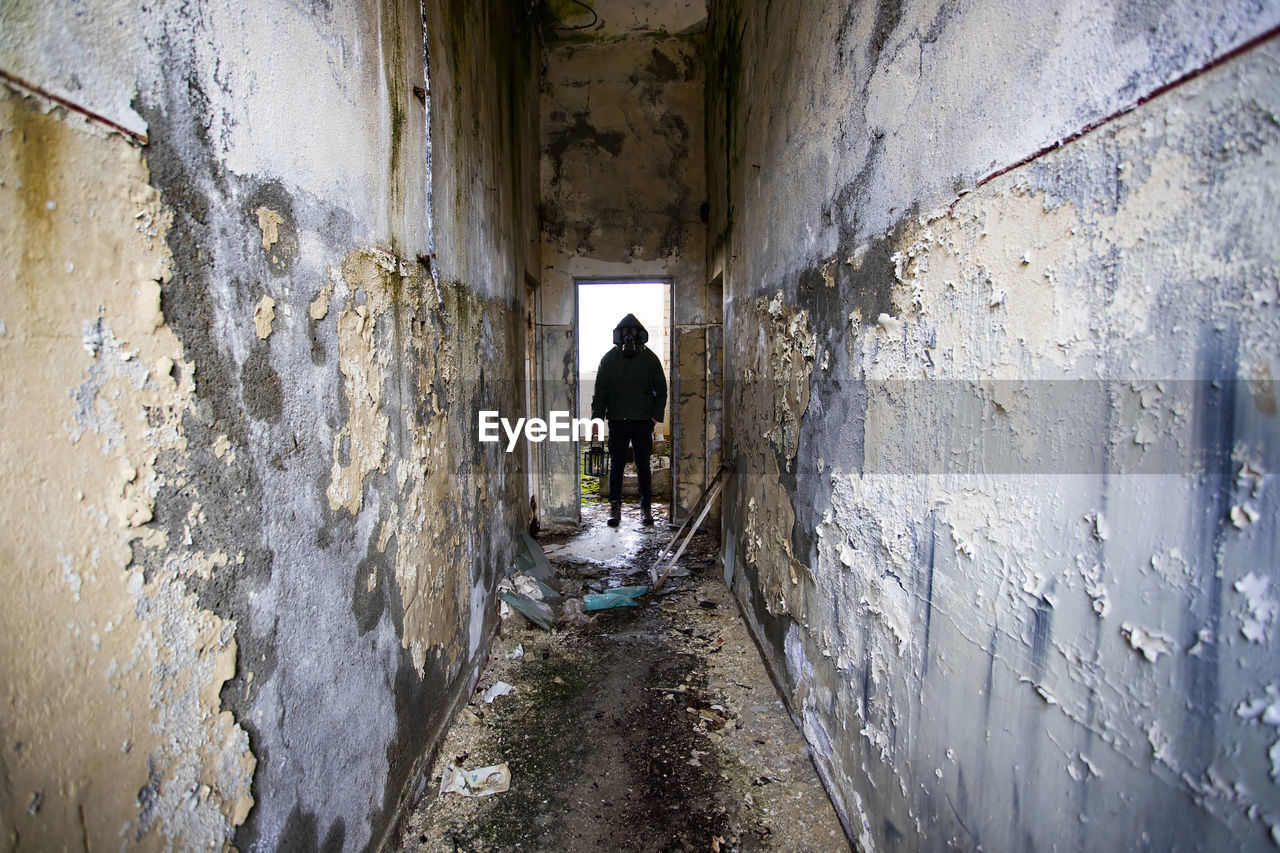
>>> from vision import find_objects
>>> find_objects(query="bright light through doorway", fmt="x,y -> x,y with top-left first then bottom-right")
577,280 -> 670,435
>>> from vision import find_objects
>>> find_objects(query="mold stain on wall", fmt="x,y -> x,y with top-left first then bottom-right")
714,14 -> 1280,851
725,290 -> 815,618
0,86 -> 255,850
2,0 -> 540,848
330,247 -> 520,676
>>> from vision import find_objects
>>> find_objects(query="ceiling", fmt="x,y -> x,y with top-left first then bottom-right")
546,0 -> 707,37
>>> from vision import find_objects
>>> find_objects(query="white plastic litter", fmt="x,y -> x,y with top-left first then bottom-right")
484,681 -> 514,703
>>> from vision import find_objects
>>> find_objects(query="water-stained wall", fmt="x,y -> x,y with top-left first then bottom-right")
537,1 -> 711,521
0,0 -> 539,849
708,1 -> 1280,850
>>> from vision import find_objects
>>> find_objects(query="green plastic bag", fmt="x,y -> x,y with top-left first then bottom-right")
583,585 -> 650,611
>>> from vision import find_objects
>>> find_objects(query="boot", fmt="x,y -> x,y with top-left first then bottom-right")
641,501 -> 654,526
607,501 -> 621,527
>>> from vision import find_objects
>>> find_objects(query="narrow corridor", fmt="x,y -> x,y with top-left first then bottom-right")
3,0 -> 1279,850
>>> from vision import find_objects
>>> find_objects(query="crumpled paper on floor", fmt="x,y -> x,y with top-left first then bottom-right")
439,762 -> 510,797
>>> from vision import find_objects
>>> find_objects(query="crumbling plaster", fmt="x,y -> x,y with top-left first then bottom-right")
1,1 -> 539,850
710,1 -> 1280,850
0,87 -> 253,853
538,28 -> 712,520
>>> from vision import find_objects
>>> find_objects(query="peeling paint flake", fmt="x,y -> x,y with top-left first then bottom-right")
253,294 -> 275,339
1020,676 -> 1060,706
310,288 -> 331,320
1121,622 -> 1173,663
1236,685 -> 1280,725
255,205 -> 284,250
1235,572 -> 1277,644
1237,461 -> 1266,497
1230,503 -> 1260,529
876,312 -> 903,336
1080,561 -> 1110,618
326,253 -> 393,514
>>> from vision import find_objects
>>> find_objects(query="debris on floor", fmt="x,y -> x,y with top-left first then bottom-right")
516,572 -> 562,604
439,762 -> 512,798
397,500 -> 849,852
482,682 -> 514,704
559,597 -> 591,627
498,586 -> 554,631
584,584 -> 650,611
519,531 -> 556,582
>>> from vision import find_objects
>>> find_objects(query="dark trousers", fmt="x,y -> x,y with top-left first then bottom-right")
607,419 -> 653,505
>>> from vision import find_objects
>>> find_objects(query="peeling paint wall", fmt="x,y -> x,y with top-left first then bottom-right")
1,0 -> 539,849
538,9 -> 710,520
709,1 -> 1280,850
1,87 -> 254,853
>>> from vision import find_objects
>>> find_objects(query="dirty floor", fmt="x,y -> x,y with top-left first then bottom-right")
396,501 -> 850,852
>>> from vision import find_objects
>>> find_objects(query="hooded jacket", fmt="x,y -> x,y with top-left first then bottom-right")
590,314 -> 667,422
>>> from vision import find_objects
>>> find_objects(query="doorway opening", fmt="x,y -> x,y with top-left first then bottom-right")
523,274 -> 541,533
576,280 -> 672,512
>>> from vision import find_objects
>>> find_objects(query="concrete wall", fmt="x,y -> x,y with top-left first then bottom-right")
538,3 -> 710,521
708,1 -> 1280,850
0,0 -> 539,849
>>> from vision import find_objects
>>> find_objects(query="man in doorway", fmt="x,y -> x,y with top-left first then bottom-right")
591,314 -> 667,527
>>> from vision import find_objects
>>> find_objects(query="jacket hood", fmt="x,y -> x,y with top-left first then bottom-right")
612,313 -> 649,345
